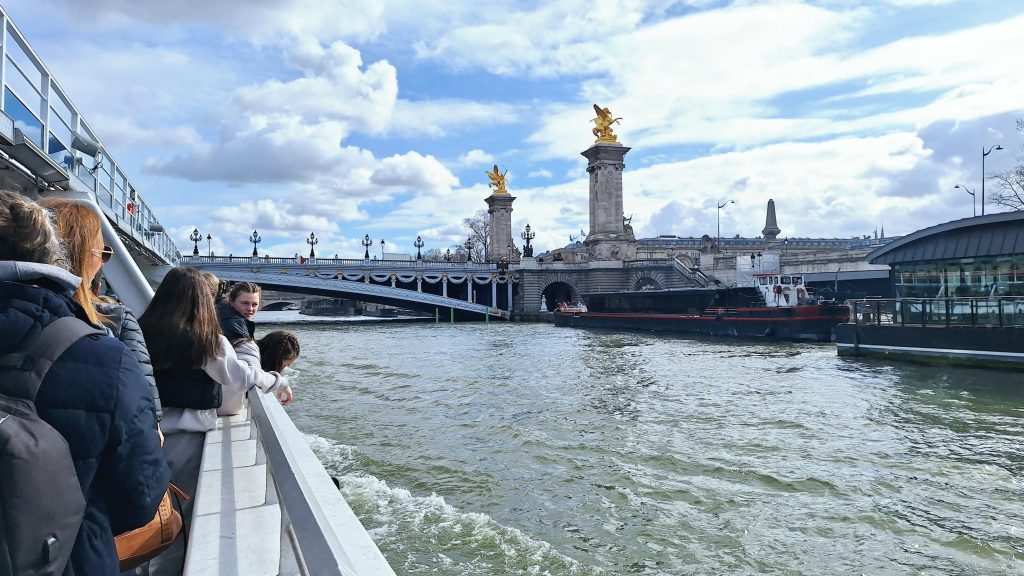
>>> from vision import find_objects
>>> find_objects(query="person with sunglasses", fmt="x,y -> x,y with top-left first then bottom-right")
39,198 -> 163,422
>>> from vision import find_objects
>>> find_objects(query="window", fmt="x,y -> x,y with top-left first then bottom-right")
3,87 -> 42,147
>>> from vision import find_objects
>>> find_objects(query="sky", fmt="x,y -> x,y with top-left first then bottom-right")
4,0 -> 1023,259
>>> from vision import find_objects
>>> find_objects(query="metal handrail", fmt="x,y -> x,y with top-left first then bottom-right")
249,392 -> 395,576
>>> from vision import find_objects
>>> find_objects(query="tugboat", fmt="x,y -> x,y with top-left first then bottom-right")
553,273 -> 849,341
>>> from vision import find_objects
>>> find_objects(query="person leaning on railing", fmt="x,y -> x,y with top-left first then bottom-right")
139,267 -> 290,576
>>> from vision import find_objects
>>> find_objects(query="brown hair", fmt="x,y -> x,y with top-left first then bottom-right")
139,267 -> 221,369
201,271 -> 221,300
0,191 -> 67,265
37,198 -> 108,326
257,331 -> 300,372
227,282 -> 261,303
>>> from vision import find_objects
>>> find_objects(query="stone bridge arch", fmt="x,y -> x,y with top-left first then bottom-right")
629,270 -> 669,291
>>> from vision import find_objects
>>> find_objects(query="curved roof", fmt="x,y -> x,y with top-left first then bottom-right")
868,211 -> 1024,265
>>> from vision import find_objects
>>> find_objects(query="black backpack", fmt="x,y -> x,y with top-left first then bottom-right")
0,316 -> 105,576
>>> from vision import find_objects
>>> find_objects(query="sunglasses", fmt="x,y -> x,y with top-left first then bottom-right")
92,245 -> 114,264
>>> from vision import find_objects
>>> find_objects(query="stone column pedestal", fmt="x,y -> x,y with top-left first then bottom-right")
485,193 -> 516,262
581,143 -> 636,261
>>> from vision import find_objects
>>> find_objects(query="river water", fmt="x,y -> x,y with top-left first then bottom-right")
261,312 -> 1024,575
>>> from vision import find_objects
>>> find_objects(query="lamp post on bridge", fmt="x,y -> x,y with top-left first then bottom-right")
981,144 -> 1003,216
189,228 -> 201,256
380,238 -> 385,260
249,230 -> 261,257
361,234 -> 372,260
306,232 -> 318,259
414,235 -> 424,260
716,200 -> 734,253
444,248 -> 451,262
206,234 -> 212,257
521,224 -> 535,257
954,184 -> 976,217
464,237 -> 474,263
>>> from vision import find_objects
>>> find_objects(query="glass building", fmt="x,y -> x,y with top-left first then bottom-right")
868,212 -> 1024,299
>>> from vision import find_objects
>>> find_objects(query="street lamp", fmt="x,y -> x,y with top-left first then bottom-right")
981,144 -> 1003,216
414,236 -> 424,260
717,200 -> 734,252
464,237 -> 474,263
444,248 -> 451,262
206,233 -> 212,257
307,232 -> 318,258
189,228 -> 201,256
521,224 -> 535,257
380,238 -> 385,260
954,184 -> 976,217
249,230 -> 261,257
361,234 -> 372,259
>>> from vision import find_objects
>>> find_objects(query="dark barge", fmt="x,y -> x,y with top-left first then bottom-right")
554,273 -> 849,342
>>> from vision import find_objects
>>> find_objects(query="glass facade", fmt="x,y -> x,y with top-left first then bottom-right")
894,257 -> 1024,298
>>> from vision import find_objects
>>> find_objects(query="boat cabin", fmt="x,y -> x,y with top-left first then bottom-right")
754,273 -> 808,308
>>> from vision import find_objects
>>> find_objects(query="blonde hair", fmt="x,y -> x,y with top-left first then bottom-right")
37,198 -> 108,326
0,191 -> 67,265
201,271 -> 221,299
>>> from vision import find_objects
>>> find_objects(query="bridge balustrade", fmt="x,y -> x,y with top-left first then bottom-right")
849,297 -> 1024,328
189,255 -> 487,269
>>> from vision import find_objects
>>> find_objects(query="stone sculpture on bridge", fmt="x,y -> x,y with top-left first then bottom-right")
591,104 -> 622,144
485,164 -> 508,194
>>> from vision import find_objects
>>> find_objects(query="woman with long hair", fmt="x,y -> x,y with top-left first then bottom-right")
39,197 -> 162,421
139,266 -> 288,576
0,191 -> 167,575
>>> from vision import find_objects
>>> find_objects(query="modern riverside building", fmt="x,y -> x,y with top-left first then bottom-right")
836,212 -> 1024,368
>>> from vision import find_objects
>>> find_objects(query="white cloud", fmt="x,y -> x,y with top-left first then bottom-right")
528,169 -> 553,178
457,149 -> 494,167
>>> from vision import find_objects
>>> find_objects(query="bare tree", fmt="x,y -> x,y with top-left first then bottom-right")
462,209 -> 490,261
990,118 -> 1024,212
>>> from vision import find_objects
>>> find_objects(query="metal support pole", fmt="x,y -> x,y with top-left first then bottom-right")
491,279 -> 497,306
507,280 -> 513,312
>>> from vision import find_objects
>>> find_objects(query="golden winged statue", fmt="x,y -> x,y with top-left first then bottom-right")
591,104 -> 622,143
485,164 -> 508,194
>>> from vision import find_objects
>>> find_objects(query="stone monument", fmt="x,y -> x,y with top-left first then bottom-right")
484,164 -> 519,262
582,104 -> 636,261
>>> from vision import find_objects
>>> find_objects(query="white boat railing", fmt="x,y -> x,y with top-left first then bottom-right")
186,392 -> 395,576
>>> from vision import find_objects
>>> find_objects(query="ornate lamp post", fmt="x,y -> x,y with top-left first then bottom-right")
521,224 -> 535,257
981,144 -> 1003,216
414,235 -> 424,260
249,230 -> 261,257
444,248 -> 451,262
206,233 -> 212,257
717,199 -> 734,252
306,232 -> 318,258
954,184 -> 976,217
361,234 -> 372,259
189,228 -> 201,256
464,237 -> 474,263
380,238 -> 386,260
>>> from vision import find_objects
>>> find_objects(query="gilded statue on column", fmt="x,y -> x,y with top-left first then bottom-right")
485,164 -> 508,194
591,104 -> 622,144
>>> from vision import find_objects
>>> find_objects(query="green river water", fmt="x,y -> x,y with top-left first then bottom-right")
265,315 -> 1023,575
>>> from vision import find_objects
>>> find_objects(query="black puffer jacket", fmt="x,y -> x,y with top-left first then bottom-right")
216,299 -> 255,342
96,301 -> 162,421
0,262 -> 168,576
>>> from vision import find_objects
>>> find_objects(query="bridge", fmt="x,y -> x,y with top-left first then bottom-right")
185,256 -> 516,319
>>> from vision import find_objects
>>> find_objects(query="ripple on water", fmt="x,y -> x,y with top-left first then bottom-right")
280,322 -> 1024,575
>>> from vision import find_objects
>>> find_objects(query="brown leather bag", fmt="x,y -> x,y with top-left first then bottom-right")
114,482 -> 189,571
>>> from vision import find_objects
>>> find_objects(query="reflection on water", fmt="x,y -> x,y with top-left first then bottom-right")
277,321 -> 1024,575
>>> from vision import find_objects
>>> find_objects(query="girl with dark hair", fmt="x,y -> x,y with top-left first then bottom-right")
0,191 -> 168,575
257,330 -> 301,372
139,267 -> 288,576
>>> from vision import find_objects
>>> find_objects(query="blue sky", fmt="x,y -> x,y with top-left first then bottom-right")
5,0 -> 1023,258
